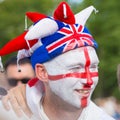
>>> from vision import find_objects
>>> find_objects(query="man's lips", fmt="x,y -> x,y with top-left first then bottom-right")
74,89 -> 91,97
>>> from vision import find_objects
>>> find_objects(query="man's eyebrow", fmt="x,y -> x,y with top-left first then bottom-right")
66,63 -> 83,69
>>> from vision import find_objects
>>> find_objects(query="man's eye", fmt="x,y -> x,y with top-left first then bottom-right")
72,67 -> 80,70
69,66 -> 82,72
90,65 -> 99,71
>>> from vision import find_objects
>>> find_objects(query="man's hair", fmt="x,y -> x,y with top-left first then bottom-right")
4,56 -> 31,71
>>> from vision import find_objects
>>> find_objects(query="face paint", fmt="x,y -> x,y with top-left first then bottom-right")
44,46 -> 99,109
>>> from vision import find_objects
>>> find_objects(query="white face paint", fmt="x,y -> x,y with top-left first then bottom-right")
44,46 -> 99,109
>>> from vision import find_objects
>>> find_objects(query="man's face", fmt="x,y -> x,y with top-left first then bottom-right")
6,63 -> 35,87
44,46 -> 99,108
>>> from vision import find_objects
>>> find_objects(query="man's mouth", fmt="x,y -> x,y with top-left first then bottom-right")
74,89 -> 91,97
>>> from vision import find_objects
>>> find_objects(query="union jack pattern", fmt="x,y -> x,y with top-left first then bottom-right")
46,24 -> 97,55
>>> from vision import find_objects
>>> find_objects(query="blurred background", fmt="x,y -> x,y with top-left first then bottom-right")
0,0 -> 120,101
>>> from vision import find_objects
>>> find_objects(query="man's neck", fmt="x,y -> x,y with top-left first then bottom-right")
42,95 -> 84,120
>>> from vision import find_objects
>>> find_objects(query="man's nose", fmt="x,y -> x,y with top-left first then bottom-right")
85,68 -> 93,86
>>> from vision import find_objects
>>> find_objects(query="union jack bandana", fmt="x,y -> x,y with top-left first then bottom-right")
31,23 -> 98,68
46,24 -> 97,55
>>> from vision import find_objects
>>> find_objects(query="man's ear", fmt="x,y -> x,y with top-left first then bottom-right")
35,63 -> 48,82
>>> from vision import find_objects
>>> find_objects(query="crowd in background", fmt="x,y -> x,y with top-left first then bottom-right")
0,56 -> 35,120
94,96 -> 120,120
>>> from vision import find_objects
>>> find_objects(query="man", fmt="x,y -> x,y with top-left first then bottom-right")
1,1 -> 115,120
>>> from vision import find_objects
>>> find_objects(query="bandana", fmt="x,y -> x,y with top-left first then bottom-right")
31,24 -> 98,68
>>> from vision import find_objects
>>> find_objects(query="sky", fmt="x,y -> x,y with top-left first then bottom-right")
0,0 -> 4,3
0,0 -> 84,4
68,0 -> 83,4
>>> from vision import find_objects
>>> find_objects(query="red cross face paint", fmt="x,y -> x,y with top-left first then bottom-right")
44,46 -> 99,109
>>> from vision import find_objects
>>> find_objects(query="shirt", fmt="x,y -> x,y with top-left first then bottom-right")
26,80 -> 115,120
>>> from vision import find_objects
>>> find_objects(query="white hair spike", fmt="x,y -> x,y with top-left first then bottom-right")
75,5 -> 98,26
63,3 -> 67,18
24,15 -> 28,31
26,40 -> 33,54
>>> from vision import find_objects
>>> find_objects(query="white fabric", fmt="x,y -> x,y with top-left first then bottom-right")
75,6 -> 98,26
26,80 -> 115,120
0,100 -> 35,120
25,18 -> 58,40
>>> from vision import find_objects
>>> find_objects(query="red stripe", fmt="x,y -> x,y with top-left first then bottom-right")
84,47 -> 93,85
80,34 -> 93,39
70,25 -> 77,34
84,47 -> 90,67
48,72 -> 98,81
63,39 -> 76,52
47,35 -> 74,51
28,77 -> 39,87
78,25 -> 83,32
60,28 -> 73,34
81,97 -> 87,107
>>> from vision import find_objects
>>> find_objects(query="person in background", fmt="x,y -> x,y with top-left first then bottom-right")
4,56 -> 35,89
0,1 -> 115,120
0,72 -> 10,90
0,85 -> 32,120
0,56 -> 36,120
94,96 -> 120,119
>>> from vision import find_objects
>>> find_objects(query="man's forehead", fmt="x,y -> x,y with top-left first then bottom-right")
47,46 -> 99,66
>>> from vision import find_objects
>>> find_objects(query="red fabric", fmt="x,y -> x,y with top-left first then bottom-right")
26,12 -> 47,23
0,31 -> 38,56
53,2 -> 75,24
28,77 -> 39,87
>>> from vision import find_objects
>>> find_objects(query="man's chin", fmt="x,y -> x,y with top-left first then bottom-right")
81,97 -> 91,108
